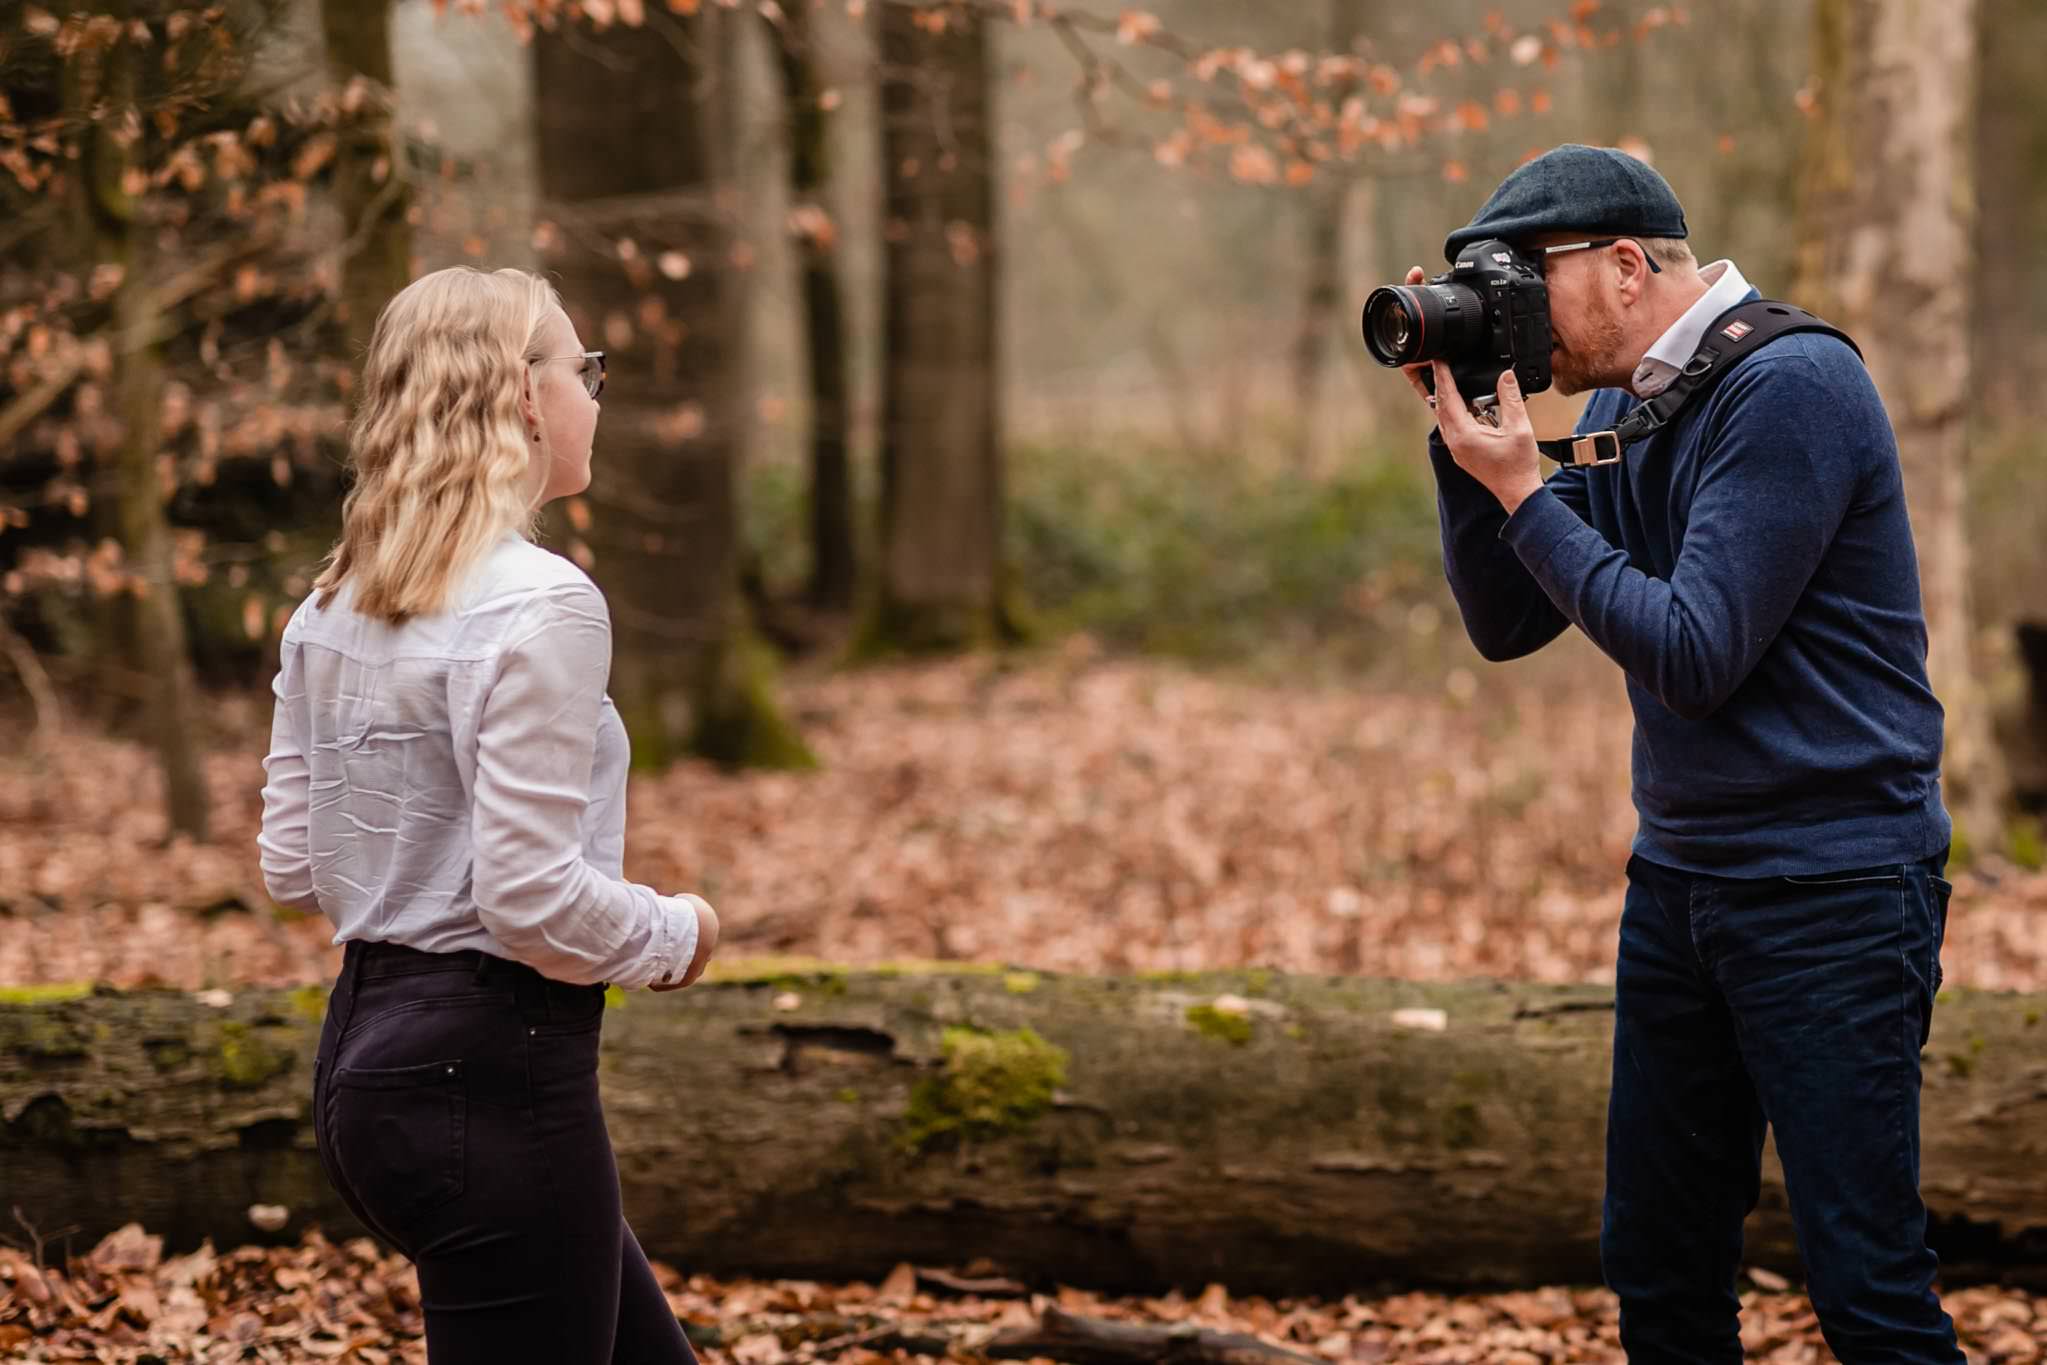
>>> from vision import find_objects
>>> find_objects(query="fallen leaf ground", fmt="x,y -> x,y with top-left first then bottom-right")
6,651 -> 2046,1362
6,650 -> 2045,992
3,1226 -> 2045,1364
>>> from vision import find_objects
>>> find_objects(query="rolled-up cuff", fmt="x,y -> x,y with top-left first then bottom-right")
626,894 -> 702,990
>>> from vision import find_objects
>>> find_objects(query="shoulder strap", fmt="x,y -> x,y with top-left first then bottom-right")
1537,299 -> 1861,467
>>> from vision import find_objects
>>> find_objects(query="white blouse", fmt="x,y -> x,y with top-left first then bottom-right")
257,531 -> 698,990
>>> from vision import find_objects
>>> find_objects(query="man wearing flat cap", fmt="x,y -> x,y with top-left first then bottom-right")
1400,144 -> 1959,1361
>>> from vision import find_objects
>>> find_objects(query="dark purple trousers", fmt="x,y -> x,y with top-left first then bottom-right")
312,938 -> 698,1364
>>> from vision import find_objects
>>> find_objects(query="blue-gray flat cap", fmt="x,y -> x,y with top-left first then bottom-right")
1443,143 -> 1688,262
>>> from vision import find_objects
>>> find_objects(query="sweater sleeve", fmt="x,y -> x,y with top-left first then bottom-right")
1498,357 -> 1856,720
1431,404 -> 1598,662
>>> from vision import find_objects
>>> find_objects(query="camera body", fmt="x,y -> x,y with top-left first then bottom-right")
1361,238 -> 1554,404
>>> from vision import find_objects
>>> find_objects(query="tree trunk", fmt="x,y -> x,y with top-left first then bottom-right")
532,10 -> 812,770
1972,0 -> 2047,811
868,1 -> 1006,652
1793,0 -> 2002,845
6,970 -> 2047,1295
1290,0 -> 1367,471
319,0 -> 411,373
81,0 -> 210,841
1970,0 -> 2047,423
768,4 -> 858,614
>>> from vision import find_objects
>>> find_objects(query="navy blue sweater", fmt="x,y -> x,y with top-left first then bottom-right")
1430,322 -> 1949,877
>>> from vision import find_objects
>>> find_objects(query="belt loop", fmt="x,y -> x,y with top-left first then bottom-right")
471,951 -> 490,987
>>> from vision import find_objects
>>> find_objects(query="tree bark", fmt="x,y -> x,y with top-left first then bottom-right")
1289,0 -> 1366,474
319,0 -> 412,373
6,970 -> 2047,1295
1793,0 -> 2002,844
1972,0 -> 2047,811
532,9 -> 812,770
80,0 -> 210,841
868,1 -> 1007,652
767,3 -> 859,614
1970,0 -> 2047,423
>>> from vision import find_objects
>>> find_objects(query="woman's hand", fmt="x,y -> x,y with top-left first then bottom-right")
649,895 -> 719,991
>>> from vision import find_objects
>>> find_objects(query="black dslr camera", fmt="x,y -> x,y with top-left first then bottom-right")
1361,238 -> 1553,410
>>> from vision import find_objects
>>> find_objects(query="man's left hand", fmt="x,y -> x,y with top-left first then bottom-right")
1420,360 -> 1545,516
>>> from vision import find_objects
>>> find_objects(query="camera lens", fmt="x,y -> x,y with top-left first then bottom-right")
1361,281 -> 1483,367
1369,296 -> 1415,357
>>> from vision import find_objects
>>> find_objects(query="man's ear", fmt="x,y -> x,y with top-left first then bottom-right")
1613,239 -> 1654,304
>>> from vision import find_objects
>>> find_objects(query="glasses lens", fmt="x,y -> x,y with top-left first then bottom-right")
581,356 -> 605,400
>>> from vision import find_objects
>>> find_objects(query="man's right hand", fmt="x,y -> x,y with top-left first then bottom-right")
649,894 -> 719,991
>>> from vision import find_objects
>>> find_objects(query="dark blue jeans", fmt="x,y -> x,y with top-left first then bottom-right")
311,939 -> 697,1364
1603,853 -> 1961,1363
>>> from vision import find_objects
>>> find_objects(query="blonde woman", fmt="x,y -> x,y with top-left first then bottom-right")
258,267 -> 718,1362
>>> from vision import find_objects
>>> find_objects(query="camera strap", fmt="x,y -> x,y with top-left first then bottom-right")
1535,299 -> 1861,467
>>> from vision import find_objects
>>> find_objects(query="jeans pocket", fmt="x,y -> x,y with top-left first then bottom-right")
523,985 -> 607,1038
1928,875 -> 1954,995
328,1058 -> 468,1229
1781,866 -> 1906,887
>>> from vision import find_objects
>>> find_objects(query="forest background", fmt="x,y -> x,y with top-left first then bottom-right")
6,1 -> 2047,1361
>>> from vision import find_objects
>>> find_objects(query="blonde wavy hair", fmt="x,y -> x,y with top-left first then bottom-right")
311,266 -> 558,624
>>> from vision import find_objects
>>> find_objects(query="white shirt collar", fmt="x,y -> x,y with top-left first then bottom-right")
1631,259 -> 1750,398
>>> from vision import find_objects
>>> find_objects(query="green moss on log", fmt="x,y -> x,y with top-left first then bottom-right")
0,983 -> 94,1005
900,1026 -> 1069,1152
1186,1004 -> 1253,1046
215,1020 -> 292,1089
704,958 -> 1022,986
146,1039 -> 191,1071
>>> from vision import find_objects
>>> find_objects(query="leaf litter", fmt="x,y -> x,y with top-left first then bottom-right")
5,653 -> 2046,1360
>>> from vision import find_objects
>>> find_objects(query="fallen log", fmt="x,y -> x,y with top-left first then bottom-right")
3,967 -> 2045,1294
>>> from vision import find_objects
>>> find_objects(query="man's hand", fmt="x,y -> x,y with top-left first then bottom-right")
649,894 -> 719,992
1393,266 -> 1545,517
1429,361 -> 1545,516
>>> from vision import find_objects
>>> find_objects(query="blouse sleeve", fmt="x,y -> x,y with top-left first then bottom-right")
469,583 -> 699,989
257,637 -> 320,912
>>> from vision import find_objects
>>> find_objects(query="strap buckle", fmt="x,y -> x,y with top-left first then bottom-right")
1569,430 -> 1623,466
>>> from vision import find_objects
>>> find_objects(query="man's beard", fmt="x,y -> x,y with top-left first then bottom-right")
1549,294 -> 1629,396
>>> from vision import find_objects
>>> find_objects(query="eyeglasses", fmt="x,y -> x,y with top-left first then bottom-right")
531,349 -> 606,400
1533,238 -> 1663,276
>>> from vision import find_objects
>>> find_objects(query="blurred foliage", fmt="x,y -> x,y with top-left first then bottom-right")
1005,440 -> 1441,662
741,436 -> 1447,670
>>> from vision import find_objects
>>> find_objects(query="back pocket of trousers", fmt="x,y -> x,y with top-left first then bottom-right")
329,1058 -> 467,1227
